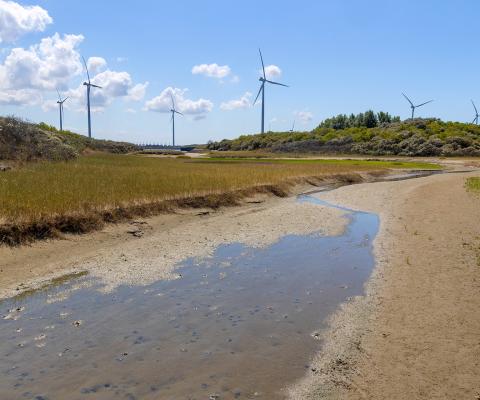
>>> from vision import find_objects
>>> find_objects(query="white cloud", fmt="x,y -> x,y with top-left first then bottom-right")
0,88 -> 41,105
0,0 -> 52,43
87,56 -> 107,75
145,87 -> 213,116
192,63 -> 231,79
116,56 -> 127,63
0,33 -> 147,109
0,33 -> 84,93
220,91 -> 251,111
127,82 -> 148,101
295,110 -> 313,124
67,69 -> 148,111
263,64 -> 282,79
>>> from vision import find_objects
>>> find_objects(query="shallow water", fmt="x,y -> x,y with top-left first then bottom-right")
0,195 -> 379,400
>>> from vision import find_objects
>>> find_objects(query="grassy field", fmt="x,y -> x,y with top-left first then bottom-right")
0,153 -> 440,244
466,177 -> 480,192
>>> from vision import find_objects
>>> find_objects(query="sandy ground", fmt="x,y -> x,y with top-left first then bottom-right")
0,191 -> 347,298
289,170 -> 480,399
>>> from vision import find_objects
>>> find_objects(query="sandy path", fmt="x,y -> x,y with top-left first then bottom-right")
289,171 -> 480,399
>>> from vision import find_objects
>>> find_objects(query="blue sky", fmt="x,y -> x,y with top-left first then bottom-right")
1,0 -> 480,144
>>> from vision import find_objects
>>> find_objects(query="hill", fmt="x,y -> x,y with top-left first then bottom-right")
0,117 -> 138,162
208,116 -> 480,157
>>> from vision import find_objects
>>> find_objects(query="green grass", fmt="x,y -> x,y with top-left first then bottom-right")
0,154 -> 440,224
466,177 -> 480,192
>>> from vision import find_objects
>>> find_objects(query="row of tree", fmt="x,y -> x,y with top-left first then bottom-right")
317,110 -> 400,130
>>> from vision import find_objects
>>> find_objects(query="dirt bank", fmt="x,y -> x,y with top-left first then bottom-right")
289,171 -> 480,399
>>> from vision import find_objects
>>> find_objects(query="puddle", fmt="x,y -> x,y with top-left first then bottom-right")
0,195 -> 379,400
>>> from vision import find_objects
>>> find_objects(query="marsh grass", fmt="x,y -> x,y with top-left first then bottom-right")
0,154 -> 440,244
466,177 -> 480,192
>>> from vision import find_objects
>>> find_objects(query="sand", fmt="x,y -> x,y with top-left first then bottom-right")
289,170 -> 480,399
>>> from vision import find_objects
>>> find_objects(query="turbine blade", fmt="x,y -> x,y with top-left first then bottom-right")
265,79 -> 288,87
82,56 -> 91,83
170,93 -> 176,110
90,84 -> 102,89
253,83 -> 264,105
56,89 -> 61,102
472,100 -> 478,114
402,93 -> 414,107
175,110 -> 184,116
259,48 -> 266,79
416,100 -> 433,107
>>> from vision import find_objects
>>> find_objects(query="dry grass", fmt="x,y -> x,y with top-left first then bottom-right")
0,154 -> 439,245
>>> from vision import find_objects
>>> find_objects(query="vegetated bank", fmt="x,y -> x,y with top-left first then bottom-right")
208,111 -> 480,156
0,153 -> 439,245
0,116 -> 138,162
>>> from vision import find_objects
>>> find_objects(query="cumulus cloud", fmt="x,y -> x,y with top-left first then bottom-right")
0,32 -> 147,109
0,88 -> 41,105
0,33 -> 84,93
192,63 -> 231,79
295,110 -> 313,124
0,0 -> 52,43
127,82 -> 148,101
145,87 -> 213,117
220,91 -> 251,111
87,56 -> 107,75
67,69 -> 148,111
262,64 -> 282,79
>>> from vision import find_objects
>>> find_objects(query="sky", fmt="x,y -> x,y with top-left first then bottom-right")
1,0 -> 480,145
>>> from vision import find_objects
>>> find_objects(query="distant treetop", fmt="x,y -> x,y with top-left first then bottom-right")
317,110 -> 400,130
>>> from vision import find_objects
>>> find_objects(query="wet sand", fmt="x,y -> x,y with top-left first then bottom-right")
289,170 -> 480,399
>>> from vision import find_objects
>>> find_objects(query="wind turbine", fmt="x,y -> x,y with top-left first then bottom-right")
290,120 -> 295,132
253,49 -> 288,134
471,100 -> 479,124
56,89 -> 68,132
82,56 -> 102,138
170,94 -> 183,147
402,93 -> 433,119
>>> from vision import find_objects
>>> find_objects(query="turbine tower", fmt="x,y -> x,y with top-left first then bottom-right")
170,94 -> 183,147
56,90 -> 68,132
290,120 -> 295,132
402,93 -> 433,119
471,100 -> 479,124
82,56 -> 102,138
253,49 -> 288,134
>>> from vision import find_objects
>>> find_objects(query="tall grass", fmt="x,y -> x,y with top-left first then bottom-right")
0,154 -> 440,222
0,153 -> 438,225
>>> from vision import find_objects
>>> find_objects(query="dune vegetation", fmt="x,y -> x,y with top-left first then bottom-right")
208,114 -> 480,157
0,117 -> 138,162
0,153 -> 440,245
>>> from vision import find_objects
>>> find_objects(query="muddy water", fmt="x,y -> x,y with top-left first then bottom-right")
0,196 -> 379,400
